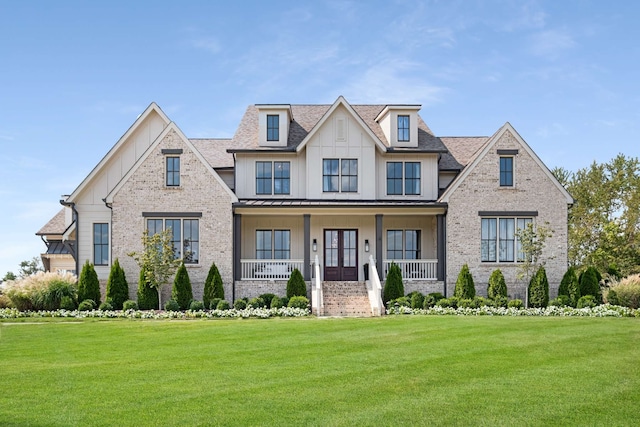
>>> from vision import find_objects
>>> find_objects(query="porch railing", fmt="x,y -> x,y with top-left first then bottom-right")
240,259 -> 304,280
382,259 -> 438,281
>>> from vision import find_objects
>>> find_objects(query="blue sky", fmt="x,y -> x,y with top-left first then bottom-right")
1,0 -> 639,277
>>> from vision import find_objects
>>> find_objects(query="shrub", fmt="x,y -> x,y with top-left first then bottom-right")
474,296 -> 493,307
203,262 -> 224,310
423,292 -> 445,309
409,292 -> 424,309
508,299 -> 524,309
210,298 -> 222,310
60,296 -> 75,310
172,263 -> 193,310
288,296 -> 309,309
106,258 -> 128,310
78,299 -> 96,311
388,296 -> 411,308
454,264 -> 475,299
558,266 -> 580,306
458,298 -> 474,308
99,300 -> 114,311
487,269 -> 507,299
78,260 -> 101,306
0,294 -> 13,308
41,278 -> 77,310
605,288 -> 620,306
383,263 -> 404,304
271,295 -> 284,309
4,271 -> 77,311
436,297 -> 458,308
606,274 -> 640,309
287,268 -> 307,298
189,300 -> 205,311
577,295 -> 597,309
580,267 -> 601,302
137,266 -> 159,310
281,296 -> 289,308
528,266 -> 549,308
248,297 -> 265,309
233,299 -> 247,310
259,293 -> 277,309
549,295 -> 571,307
122,300 -> 138,310
492,295 -> 508,308
164,299 -> 180,311
216,300 -> 231,310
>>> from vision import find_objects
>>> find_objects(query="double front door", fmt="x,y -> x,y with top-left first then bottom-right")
324,229 -> 358,281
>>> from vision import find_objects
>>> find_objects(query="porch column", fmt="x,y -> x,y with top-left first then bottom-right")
233,213 -> 242,297
303,214 -> 311,281
437,214 -> 447,293
375,214 -> 383,275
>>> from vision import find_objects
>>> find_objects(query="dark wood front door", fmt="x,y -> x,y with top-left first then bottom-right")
324,229 -> 358,281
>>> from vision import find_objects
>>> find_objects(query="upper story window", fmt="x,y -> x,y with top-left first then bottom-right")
93,223 -> 109,266
267,114 -> 279,141
147,218 -> 199,264
166,157 -> 180,187
256,161 -> 290,195
481,217 -> 532,263
386,162 -> 421,195
323,159 -> 357,193
398,115 -> 410,142
500,156 -> 514,187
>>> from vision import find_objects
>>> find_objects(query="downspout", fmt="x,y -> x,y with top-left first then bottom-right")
60,199 -> 79,276
232,152 -> 237,303
103,198 -> 113,266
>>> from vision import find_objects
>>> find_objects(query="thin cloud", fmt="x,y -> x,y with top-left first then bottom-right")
191,37 -> 221,54
529,29 -> 576,58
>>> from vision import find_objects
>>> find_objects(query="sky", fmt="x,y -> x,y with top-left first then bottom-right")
1,0 -> 639,277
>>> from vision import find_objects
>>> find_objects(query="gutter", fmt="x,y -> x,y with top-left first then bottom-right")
60,199 -> 79,276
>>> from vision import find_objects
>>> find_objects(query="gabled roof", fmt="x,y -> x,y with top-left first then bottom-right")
104,122 -> 238,203
36,209 -> 66,236
439,122 -> 574,204
190,138 -> 235,168
66,102 -> 171,203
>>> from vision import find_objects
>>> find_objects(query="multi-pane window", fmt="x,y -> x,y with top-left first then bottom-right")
386,162 -> 421,195
146,218 -> 199,264
257,161 -> 290,195
323,159 -> 357,192
166,157 -> 180,187
481,217 -> 532,263
93,223 -> 109,266
256,230 -> 290,259
267,114 -> 279,141
398,115 -> 410,142
386,230 -> 421,259
500,157 -> 513,187
256,161 -> 273,195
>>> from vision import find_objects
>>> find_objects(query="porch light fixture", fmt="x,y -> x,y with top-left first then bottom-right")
365,239 -> 370,252
312,239 -> 317,252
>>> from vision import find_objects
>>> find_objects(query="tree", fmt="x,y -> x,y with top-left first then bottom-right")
203,262 -> 224,309
137,265 -> 158,310
515,221 -> 553,307
128,229 -> 181,309
487,269 -> 507,299
2,271 -> 16,282
558,267 -> 580,306
106,258 -> 129,309
172,263 -> 193,310
528,266 -> 550,308
383,263 -> 404,304
78,260 -> 101,305
454,264 -> 475,299
287,268 -> 307,298
18,257 -> 44,278
579,266 -> 601,303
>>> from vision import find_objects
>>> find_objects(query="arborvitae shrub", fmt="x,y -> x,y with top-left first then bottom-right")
78,299 -> 96,311
487,269 -> 507,299
189,300 -> 204,311
172,263 -> 193,310
210,298 -> 222,310
288,296 -> 309,309
164,299 -> 180,311
508,299 -> 524,309
580,267 -> 601,302
558,267 -> 580,306
137,266 -> 159,310
78,260 -> 101,306
60,296 -> 76,310
383,263 -> 404,304
271,296 -> 283,309
577,295 -> 596,308
528,266 -> 549,308
122,300 -> 138,310
454,264 -> 475,299
203,262 -> 224,309
106,259 -> 128,310
287,268 -> 306,298
216,300 -> 231,310
259,293 -> 276,308
233,299 -> 247,310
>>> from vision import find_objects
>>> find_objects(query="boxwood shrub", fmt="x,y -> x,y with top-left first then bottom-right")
233,299 -> 247,310
288,296 -> 309,309
122,300 -> 138,310
216,300 -> 231,310
164,299 -> 180,312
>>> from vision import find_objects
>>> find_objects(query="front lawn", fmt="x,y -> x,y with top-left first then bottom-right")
1,316 -> 639,426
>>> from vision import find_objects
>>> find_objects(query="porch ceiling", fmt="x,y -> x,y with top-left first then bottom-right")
234,199 -> 447,216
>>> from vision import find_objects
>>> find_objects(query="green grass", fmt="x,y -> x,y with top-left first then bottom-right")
1,316 -> 639,426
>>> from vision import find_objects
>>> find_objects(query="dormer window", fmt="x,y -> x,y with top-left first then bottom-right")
375,105 -> 421,147
398,115 -> 410,142
267,115 -> 279,141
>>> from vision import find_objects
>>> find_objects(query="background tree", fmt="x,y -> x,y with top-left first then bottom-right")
528,266 -> 550,308
78,260 -> 101,305
487,269 -> 507,299
2,271 -> 16,281
106,258 -> 129,310
383,263 -> 404,304
18,257 -> 44,278
516,222 -> 553,307
454,264 -> 475,299
129,229 -> 181,309
136,265 -> 158,310
172,262 -> 193,310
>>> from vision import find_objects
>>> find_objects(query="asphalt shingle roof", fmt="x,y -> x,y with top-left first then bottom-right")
36,209 -> 67,236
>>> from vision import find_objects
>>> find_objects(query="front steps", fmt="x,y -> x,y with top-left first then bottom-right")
320,281 -> 374,317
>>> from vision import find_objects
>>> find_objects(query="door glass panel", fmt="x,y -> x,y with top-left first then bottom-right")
343,230 -> 356,267
325,230 -> 338,267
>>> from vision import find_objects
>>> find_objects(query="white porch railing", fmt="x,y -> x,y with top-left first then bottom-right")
382,259 -> 438,281
240,259 -> 304,280
366,255 -> 384,316
311,255 -> 322,316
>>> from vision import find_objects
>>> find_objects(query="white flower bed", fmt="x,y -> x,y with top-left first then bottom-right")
387,304 -> 639,317
0,306 -> 310,320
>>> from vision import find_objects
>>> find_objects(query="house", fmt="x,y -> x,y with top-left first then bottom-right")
38,96 -> 572,313
36,208 -> 75,274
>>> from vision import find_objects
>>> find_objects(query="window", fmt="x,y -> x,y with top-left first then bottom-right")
166,157 -> 180,187
146,218 -> 199,264
323,159 -> 357,192
256,230 -> 290,259
267,114 -> 279,141
93,223 -> 109,266
323,159 -> 339,192
398,115 -> 410,142
256,161 -> 272,195
341,159 -> 358,192
386,230 -> 421,260
386,162 -> 421,195
500,156 -> 513,187
481,217 -> 532,263
274,162 -> 290,195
